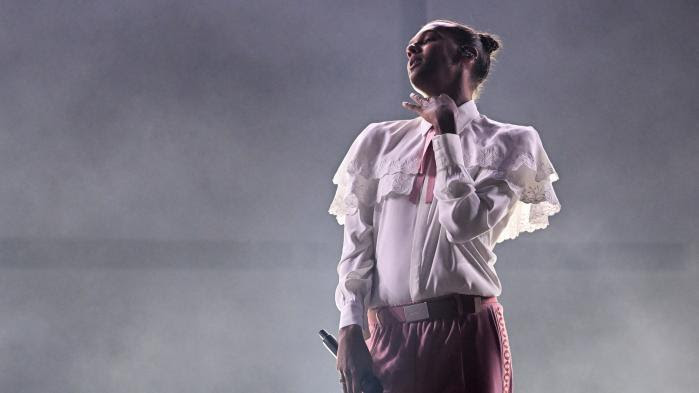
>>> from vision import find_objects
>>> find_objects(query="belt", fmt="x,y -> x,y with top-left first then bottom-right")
367,293 -> 498,326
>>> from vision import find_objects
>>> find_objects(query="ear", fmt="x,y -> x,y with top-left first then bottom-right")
454,45 -> 476,72
459,45 -> 477,60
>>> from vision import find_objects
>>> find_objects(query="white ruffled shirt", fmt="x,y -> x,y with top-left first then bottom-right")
329,99 -> 561,339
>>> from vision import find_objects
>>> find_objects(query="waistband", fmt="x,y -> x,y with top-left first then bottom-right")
367,293 -> 498,326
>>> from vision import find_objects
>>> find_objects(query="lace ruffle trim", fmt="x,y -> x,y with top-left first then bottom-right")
328,154 -> 421,225
493,172 -> 561,244
484,149 -> 561,244
329,148 -> 561,236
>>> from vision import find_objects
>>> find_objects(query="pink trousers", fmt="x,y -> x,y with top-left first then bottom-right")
364,295 -> 513,393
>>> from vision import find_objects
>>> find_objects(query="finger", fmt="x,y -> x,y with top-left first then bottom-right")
345,370 -> 355,393
409,92 -> 425,105
339,371 -> 349,393
410,92 -> 428,105
352,373 -> 363,393
352,374 -> 362,393
401,101 -> 421,112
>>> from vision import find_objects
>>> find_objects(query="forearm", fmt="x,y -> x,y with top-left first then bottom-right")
335,199 -> 376,332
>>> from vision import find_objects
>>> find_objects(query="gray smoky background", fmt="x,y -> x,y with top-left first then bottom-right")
0,1 -> 696,392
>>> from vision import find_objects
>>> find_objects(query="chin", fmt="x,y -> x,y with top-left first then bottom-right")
408,80 -> 429,98
408,76 -> 424,92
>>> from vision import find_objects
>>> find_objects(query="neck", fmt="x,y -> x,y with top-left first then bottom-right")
426,76 -> 472,105
452,92 -> 471,106
439,88 -> 472,107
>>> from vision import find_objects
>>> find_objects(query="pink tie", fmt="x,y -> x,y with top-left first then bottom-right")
408,126 -> 437,204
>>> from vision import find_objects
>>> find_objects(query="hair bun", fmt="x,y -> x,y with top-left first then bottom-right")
479,33 -> 500,55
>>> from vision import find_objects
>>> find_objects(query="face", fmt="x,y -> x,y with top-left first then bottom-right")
406,26 -> 469,97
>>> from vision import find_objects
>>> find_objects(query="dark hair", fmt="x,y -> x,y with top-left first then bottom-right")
421,19 -> 502,99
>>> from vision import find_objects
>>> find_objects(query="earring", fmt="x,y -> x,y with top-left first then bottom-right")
461,47 -> 476,58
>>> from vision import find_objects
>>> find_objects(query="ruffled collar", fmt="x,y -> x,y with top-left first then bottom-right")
417,99 -> 480,136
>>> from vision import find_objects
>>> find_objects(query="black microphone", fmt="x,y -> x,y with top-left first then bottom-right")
318,329 -> 384,393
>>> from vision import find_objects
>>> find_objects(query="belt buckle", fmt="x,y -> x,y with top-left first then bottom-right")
403,301 -> 429,322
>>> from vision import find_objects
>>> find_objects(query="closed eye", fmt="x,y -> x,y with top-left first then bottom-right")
406,37 -> 435,55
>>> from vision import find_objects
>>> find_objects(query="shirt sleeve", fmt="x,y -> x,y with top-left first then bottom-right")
431,132 -> 518,244
334,196 -> 375,339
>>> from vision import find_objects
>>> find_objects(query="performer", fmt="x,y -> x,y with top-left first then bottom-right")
329,19 -> 561,393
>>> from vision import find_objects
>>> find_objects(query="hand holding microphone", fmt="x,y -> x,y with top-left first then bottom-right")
319,325 -> 383,393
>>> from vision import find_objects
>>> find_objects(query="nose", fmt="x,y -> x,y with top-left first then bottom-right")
406,43 -> 420,58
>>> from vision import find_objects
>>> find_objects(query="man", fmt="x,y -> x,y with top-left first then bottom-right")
329,19 -> 561,393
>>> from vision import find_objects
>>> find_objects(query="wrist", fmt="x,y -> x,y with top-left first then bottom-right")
339,323 -> 362,336
435,112 -> 456,134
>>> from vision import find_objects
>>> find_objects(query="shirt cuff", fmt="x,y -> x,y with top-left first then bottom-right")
432,132 -> 468,174
338,302 -> 365,331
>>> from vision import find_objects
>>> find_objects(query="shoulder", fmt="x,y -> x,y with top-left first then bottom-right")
357,118 -> 418,139
475,114 -> 539,137
473,114 -> 544,147
471,115 -> 557,179
349,117 -> 420,152
337,117 -> 422,178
